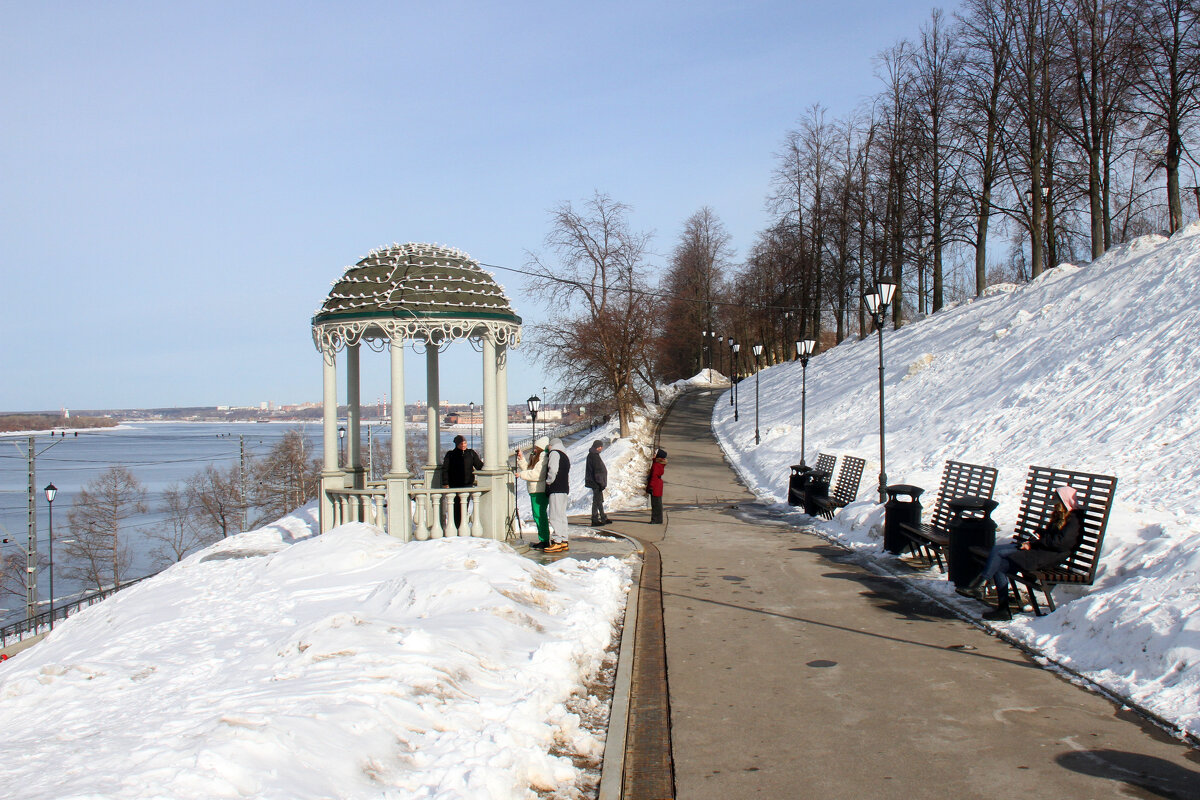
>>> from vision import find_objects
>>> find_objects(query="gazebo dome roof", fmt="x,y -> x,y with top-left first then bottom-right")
312,242 -> 522,352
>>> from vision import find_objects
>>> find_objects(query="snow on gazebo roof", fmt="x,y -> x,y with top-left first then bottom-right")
311,242 -> 523,353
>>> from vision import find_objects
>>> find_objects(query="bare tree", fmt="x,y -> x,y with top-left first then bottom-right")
658,207 -> 733,380
526,192 -> 656,437
62,466 -> 146,591
1055,0 -> 1141,257
187,464 -> 243,540
957,0 -> 1016,295
1132,0 -> 1200,233
145,483 -> 217,568
251,430 -> 321,524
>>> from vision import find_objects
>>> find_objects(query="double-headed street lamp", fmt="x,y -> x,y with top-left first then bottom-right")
44,483 -> 57,630
731,342 -> 741,420
796,339 -> 816,467
865,279 -> 897,503
526,395 -> 541,442
752,343 -> 764,445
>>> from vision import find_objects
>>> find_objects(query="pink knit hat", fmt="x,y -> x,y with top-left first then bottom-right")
1054,485 -> 1082,510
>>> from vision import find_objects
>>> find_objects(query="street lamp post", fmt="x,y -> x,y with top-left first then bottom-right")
527,395 -> 541,442
732,342 -> 741,421
338,425 -> 346,467
752,343 -> 764,444
44,483 -> 56,630
865,279 -> 897,503
469,401 -> 475,449
796,339 -> 816,467
727,338 -> 735,404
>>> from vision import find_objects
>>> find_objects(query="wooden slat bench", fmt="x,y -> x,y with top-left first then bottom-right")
810,456 -> 866,520
998,466 -> 1117,615
898,460 -> 998,570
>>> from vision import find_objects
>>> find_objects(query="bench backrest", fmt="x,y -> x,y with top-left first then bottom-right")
814,453 -> 836,476
1013,466 -> 1117,581
832,456 -> 866,505
930,461 -> 999,533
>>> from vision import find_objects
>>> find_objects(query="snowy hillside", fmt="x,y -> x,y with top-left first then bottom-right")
714,224 -> 1200,739
0,509 -> 632,799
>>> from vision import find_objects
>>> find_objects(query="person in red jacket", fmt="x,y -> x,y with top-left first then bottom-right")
647,448 -> 667,524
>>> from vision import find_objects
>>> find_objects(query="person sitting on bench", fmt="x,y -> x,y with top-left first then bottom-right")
958,485 -> 1084,621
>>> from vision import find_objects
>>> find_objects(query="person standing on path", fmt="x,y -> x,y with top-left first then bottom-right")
544,438 -> 571,553
516,436 -> 551,548
585,440 -> 611,526
441,434 -> 483,530
647,448 -> 667,524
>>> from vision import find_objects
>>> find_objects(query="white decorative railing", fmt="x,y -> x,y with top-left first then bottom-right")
326,484 -> 489,540
327,488 -> 387,528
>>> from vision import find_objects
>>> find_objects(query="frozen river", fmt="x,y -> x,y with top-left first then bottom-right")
0,420 -> 527,623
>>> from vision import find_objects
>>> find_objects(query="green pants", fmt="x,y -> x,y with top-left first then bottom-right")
529,492 -> 550,542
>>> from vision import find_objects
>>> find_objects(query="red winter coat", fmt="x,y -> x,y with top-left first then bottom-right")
647,458 -> 666,497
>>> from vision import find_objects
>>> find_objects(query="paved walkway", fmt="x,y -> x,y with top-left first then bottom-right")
608,389 -> 1199,799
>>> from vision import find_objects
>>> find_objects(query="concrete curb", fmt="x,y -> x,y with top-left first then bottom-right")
598,530 -> 644,800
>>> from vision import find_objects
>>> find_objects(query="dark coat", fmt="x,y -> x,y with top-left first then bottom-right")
647,458 -> 666,497
1008,510 -> 1084,572
442,446 -> 484,488
585,442 -> 608,489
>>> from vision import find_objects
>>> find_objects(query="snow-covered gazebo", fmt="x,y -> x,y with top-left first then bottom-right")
311,242 -> 522,541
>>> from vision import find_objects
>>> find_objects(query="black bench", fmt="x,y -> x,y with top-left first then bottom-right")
810,456 -> 866,519
898,460 -> 999,570
999,466 -> 1117,615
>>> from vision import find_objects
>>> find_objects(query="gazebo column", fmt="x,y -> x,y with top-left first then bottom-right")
496,341 -> 517,539
425,344 -> 442,488
386,337 -> 411,541
319,344 -> 340,532
476,335 -> 507,541
346,343 -> 364,489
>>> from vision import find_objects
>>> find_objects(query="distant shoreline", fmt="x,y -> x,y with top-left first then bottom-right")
0,414 -> 117,434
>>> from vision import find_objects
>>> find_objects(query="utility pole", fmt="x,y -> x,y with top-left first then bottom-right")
239,435 -> 247,534
26,436 -> 37,622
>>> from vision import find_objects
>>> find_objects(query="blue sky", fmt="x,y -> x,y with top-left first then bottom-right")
2,1 -> 942,411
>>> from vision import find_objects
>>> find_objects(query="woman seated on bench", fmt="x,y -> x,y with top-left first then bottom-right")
958,485 -> 1084,621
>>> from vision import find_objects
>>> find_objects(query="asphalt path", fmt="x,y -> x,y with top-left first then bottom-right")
620,388 -> 1199,800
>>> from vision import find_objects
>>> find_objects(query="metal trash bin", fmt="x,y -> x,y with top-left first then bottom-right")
947,497 -> 999,587
802,470 -> 831,516
883,484 -> 924,554
788,464 -> 814,507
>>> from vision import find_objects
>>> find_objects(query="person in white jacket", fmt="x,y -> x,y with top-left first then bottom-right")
515,436 -> 550,548
543,438 -> 571,553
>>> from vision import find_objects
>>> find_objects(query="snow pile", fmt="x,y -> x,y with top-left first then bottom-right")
714,224 -> 1200,737
0,506 -> 632,799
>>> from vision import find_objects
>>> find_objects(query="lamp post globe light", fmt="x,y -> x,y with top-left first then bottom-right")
44,483 -> 57,630
527,395 -> 541,442
731,342 -> 741,421
709,330 -> 717,376
865,279 -> 897,503
752,343 -> 764,445
796,339 -> 816,468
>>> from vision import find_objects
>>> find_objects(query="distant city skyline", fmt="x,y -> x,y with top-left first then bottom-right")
3,1 -> 944,410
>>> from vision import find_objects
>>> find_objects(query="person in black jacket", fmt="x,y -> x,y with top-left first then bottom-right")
959,485 -> 1085,621
442,434 -> 484,530
585,440 -> 611,526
